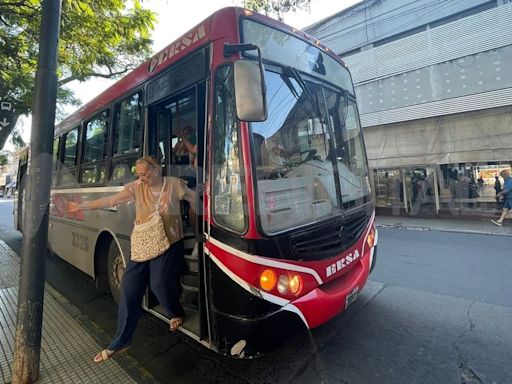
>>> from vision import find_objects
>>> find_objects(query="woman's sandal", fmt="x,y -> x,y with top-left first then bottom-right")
170,317 -> 184,332
93,346 -> 130,363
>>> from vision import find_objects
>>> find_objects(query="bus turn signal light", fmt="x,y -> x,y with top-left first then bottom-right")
366,228 -> 375,248
260,269 -> 277,291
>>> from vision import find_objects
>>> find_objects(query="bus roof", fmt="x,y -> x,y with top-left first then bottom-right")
55,6 -> 343,136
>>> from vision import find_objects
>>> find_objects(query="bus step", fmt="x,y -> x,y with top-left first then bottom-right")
184,243 -> 199,274
183,227 -> 195,237
184,258 -> 198,274
184,237 -> 195,250
181,275 -> 199,292
181,275 -> 199,309
182,290 -> 198,309
185,243 -> 198,258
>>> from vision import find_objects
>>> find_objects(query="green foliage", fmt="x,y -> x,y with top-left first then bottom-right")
0,0 -> 156,150
10,127 -> 25,148
0,153 -> 7,166
243,0 -> 311,21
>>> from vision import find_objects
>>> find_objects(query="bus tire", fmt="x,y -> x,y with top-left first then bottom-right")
107,241 -> 125,304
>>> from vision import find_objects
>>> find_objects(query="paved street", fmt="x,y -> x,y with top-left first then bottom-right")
1,199 -> 511,383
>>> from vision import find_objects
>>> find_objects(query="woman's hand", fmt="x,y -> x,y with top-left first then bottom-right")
66,201 -> 82,213
176,127 -> 184,139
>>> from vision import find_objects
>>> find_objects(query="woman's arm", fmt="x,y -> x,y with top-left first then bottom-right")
180,136 -> 197,154
66,188 -> 133,213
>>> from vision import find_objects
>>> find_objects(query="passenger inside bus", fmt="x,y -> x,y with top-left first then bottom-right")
258,135 -> 290,179
173,125 -> 196,166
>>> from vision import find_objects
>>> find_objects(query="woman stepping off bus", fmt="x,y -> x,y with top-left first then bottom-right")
67,156 -> 195,363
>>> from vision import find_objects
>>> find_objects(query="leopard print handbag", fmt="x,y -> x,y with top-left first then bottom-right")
130,179 -> 170,262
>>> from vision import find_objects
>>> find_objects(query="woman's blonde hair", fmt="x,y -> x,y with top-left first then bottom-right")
136,156 -> 161,173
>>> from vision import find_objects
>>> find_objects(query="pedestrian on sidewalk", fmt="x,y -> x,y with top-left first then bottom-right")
491,169 -> 512,226
66,156 -> 195,363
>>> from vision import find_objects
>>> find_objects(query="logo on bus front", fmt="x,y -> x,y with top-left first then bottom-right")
326,249 -> 360,278
148,24 -> 206,74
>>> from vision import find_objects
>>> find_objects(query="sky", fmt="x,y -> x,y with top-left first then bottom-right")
9,0 -> 361,150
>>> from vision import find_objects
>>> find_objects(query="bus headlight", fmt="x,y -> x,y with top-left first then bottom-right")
258,270 -> 308,298
289,274 -> 303,295
277,274 -> 303,296
277,275 -> 289,294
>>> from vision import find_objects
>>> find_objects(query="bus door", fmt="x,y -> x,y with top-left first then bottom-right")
145,82 -> 208,342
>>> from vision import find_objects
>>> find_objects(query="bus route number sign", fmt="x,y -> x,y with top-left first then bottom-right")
71,232 -> 89,252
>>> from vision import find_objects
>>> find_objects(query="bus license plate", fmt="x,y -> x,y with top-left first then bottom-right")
345,287 -> 359,308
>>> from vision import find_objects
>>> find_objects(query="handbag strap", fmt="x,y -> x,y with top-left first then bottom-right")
154,177 -> 166,212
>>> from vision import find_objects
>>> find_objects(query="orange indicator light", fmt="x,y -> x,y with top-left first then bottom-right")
260,269 -> 277,291
366,229 -> 375,248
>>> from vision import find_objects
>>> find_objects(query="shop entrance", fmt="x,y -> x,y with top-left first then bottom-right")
403,166 -> 438,216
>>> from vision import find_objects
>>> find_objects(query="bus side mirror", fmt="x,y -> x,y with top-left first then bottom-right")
234,60 -> 267,122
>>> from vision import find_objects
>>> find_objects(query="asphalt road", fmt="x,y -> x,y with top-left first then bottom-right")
1,199 -> 511,384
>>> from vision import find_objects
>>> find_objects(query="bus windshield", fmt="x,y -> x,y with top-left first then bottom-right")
243,21 -> 370,234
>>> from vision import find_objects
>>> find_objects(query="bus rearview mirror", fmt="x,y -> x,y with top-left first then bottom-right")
234,60 -> 267,122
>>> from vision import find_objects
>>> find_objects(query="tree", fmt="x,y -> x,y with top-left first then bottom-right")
0,153 -> 7,166
243,0 -> 311,21
0,0 -> 156,151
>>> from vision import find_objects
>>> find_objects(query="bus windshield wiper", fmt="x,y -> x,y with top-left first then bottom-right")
284,66 -> 326,123
280,71 -> 316,120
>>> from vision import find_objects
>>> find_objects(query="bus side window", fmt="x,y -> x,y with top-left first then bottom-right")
58,126 -> 80,186
52,137 -> 62,187
110,92 -> 142,184
80,111 -> 109,185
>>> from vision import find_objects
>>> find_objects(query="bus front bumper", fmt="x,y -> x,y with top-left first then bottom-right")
285,247 -> 373,329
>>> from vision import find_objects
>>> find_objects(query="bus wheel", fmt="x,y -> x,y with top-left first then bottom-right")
107,241 -> 125,304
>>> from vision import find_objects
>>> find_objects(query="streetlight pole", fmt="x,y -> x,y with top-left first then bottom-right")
12,1 -> 62,383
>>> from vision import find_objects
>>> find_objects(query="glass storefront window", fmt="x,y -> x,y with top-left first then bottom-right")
373,162 -> 512,217
374,169 -> 403,209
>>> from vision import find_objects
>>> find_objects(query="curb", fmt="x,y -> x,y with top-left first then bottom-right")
375,223 -> 512,237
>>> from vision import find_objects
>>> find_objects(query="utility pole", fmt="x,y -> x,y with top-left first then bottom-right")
12,1 -> 62,383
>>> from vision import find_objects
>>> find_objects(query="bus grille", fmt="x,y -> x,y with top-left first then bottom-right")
291,213 -> 368,261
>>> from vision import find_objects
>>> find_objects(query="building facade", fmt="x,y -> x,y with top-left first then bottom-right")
306,0 -> 512,218
0,150 -> 19,197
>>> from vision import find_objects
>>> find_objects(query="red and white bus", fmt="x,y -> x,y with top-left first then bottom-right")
16,7 -> 377,357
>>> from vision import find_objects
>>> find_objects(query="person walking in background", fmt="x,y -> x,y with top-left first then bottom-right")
67,156 -> 195,363
491,169 -> 512,226
494,175 -> 502,199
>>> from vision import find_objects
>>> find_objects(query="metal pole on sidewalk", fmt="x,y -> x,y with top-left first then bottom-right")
12,1 -> 62,383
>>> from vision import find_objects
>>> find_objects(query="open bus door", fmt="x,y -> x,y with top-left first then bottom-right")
144,80 -> 209,346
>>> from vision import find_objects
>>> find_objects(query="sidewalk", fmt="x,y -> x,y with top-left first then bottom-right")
376,214 -> 512,236
0,240 -> 157,384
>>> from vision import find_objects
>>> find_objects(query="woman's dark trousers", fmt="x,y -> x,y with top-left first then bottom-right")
108,240 -> 184,350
